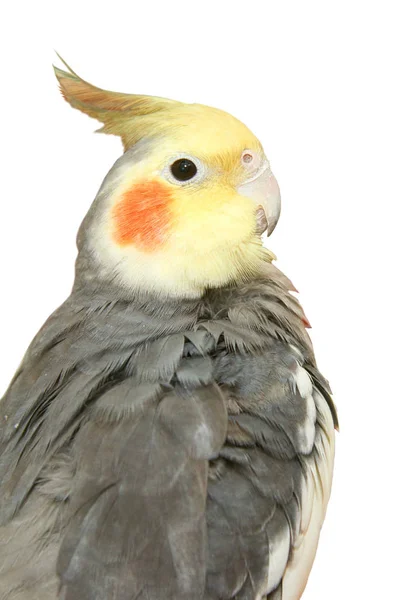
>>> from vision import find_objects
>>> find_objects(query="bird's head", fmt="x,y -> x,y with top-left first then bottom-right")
55,62 -> 281,298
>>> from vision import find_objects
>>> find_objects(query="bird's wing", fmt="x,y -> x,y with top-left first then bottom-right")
57,382 -> 227,600
205,341 -> 336,600
0,295 -> 228,600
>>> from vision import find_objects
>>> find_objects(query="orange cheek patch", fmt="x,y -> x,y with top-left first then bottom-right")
112,180 -> 173,251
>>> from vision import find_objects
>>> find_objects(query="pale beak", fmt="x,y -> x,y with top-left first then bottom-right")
237,166 -> 281,236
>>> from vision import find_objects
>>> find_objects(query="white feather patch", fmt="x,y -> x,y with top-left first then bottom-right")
266,523 -> 292,594
294,366 -> 313,399
281,389 -> 335,600
294,365 -> 317,454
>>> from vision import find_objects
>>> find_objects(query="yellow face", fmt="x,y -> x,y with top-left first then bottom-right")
88,105 -> 280,298
55,63 -> 281,297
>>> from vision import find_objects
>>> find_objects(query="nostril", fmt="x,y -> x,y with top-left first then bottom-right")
241,149 -> 263,171
242,152 -> 254,164
241,150 -> 266,177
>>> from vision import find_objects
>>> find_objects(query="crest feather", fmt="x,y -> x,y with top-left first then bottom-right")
54,55 -> 183,149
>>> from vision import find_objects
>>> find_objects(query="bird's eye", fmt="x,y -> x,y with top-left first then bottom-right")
170,158 -> 198,182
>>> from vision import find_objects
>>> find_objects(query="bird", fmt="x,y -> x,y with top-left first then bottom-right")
0,58 -> 338,600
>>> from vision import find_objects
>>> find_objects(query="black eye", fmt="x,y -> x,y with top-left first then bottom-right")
170,158 -> 198,182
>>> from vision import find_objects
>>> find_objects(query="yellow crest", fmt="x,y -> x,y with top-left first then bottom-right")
54,56 -> 184,150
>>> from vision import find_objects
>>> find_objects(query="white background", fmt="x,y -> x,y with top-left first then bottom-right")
1,1 -> 399,598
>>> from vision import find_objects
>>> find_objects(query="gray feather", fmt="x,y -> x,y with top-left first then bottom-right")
0,260 -> 337,599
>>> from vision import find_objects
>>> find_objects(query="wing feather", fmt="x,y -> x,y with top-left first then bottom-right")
57,383 -> 227,600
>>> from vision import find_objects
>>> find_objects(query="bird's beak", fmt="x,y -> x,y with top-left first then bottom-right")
237,166 -> 281,236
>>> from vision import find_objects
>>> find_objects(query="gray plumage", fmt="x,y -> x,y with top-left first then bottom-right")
0,146 -> 337,600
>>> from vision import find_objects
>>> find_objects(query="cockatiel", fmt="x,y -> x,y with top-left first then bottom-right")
0,61 -> 338,600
